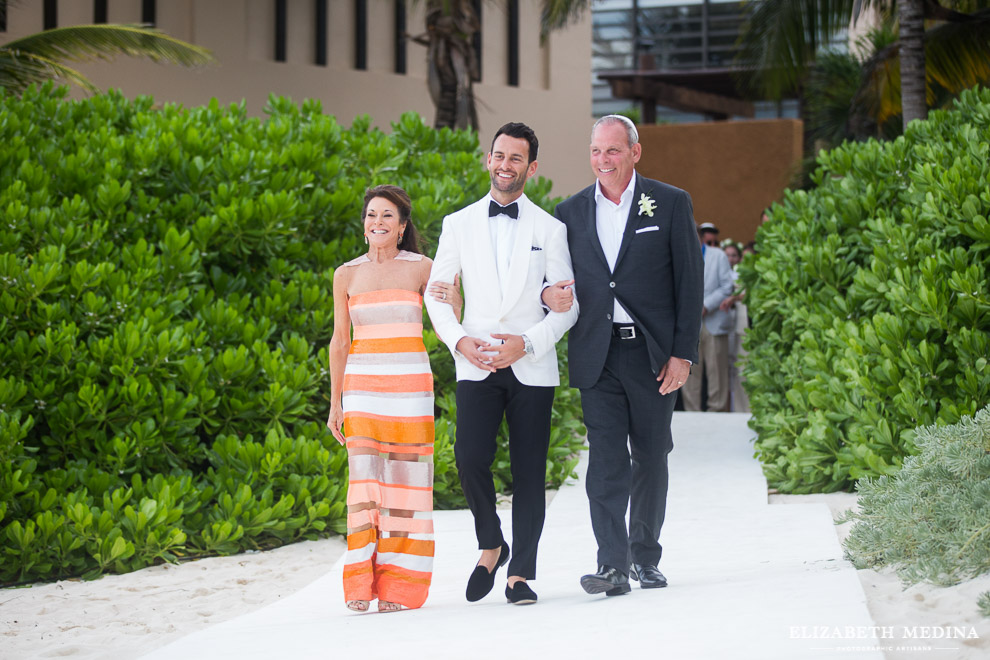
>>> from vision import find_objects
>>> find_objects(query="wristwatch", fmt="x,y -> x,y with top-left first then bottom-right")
521,334 -> 534,355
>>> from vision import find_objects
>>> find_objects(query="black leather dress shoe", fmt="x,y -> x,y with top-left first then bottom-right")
579,565 -> 631,596
630,563 -> 668,589
466,541 -> 510,602
505,581 -> 538,605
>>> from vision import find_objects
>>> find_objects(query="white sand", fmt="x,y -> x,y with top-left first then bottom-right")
771,492 -> 990,660
5,497 -> 987,659
0,491 -> 541,659
3,483 -> 987,658
0,538 -> 346,659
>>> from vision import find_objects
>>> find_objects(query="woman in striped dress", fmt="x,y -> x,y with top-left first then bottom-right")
327,185 -> 460,613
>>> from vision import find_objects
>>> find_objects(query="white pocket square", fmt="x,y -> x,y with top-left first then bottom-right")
636,226 -> 659,234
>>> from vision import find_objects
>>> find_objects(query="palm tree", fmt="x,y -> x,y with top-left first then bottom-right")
736,0 -> 990,129
411,2 -> 481,130
796,17 -> 902,147
898,0 -> 927,122
411,0 -> 591,130
0,23 -> 212,96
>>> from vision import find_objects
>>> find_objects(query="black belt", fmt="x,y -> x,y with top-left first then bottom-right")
611,324 -> 639,339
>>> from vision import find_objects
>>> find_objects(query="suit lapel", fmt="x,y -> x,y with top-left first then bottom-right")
472,197 -> 502,310
584,189 -> 610,270
498,197 -> 535,316
614,173 -> 647,268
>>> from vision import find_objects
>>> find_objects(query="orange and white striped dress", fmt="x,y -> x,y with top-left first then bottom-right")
341,286 -> 435,609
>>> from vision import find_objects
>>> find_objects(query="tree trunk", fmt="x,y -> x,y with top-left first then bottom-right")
899,0 -> 927,125
418,2 -> 479,130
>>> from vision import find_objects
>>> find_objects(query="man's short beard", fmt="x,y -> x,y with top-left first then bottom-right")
491,172 -> 524,194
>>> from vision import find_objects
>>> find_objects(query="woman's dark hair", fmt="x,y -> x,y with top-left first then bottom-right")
362,184 -> 422,254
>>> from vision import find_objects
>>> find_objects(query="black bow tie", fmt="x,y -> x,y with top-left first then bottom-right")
489,200 -> 519,219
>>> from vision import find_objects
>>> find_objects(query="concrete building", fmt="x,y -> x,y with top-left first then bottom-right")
0,0 -> 593,196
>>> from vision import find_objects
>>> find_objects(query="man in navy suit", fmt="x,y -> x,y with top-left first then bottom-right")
548,115 -> 703,596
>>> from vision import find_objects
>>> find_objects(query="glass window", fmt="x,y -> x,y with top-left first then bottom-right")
592,0 -> 779,121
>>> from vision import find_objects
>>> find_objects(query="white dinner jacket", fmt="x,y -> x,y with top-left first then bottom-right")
424,193 -> 579,386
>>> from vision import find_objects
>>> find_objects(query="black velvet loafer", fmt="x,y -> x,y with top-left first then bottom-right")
466,540 -> 510,602
579,565 -> 631,597
505,581 -> 538,605
630,563 -> 668,589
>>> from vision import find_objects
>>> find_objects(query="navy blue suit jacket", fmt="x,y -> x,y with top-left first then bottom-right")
554,173 -> 704,389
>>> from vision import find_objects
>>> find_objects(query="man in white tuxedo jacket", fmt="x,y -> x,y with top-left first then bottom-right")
424,122 -> 578,605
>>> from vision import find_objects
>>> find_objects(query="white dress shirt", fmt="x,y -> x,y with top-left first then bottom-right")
488,196 -> 520,290
594,173 -> 638,324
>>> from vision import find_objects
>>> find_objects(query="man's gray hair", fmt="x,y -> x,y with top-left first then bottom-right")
592,114 -> 639,147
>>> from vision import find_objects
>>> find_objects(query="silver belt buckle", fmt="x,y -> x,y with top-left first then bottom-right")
621,325 -> 636,339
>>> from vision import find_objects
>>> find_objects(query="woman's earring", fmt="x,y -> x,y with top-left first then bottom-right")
364,234 -> 368,244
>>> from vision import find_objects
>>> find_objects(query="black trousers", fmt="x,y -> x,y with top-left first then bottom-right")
580,332 -> 675,572
455,368 -> 555,580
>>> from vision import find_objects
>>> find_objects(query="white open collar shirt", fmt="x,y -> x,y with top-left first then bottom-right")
594,172 -> 638,324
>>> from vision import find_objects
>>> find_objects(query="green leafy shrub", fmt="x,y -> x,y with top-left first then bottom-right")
979,591 -> 990,618
843,405 -> 990,601
0,84 -> 582,585
740,86 -> 990,493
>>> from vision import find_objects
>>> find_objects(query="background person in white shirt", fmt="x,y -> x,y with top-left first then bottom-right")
681,223 -> 735,412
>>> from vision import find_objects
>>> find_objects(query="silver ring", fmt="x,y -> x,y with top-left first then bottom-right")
677,381 -> 683,385
441,292 -> 446,300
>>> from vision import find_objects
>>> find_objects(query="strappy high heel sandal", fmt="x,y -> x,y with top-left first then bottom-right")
377,600 -> 407,613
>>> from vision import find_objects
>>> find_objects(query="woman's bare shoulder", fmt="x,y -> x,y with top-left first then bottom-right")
340,254 -> 370,268
332,261 -> 358,290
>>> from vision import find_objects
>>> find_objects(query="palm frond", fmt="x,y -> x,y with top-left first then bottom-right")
847,21 -> 901,128
923,8 -> 990,98
735,0 -> 903,100
855,42 -> 903,124
805,51 -> 864,145
539,0 -> 591,43
2,24 -> 213,67
736,0 -> 861,99
925,0 -> 990,21
854,9 -> 990,119
0,51 -> 97,95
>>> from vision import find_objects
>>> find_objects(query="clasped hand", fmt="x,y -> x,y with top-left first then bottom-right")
541,279 -> 574,313
456,334 -> 526,372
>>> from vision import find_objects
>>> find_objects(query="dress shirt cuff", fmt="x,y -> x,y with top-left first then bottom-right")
540,283 -> 552,312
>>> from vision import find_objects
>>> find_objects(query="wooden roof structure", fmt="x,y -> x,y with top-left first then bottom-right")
598,67 -> 759,122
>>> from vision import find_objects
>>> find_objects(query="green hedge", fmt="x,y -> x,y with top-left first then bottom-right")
740,86 -> 990,493
0,84 -> 584,585
843,405 -> 990,610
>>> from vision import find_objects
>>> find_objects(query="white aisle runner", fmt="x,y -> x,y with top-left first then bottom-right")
143,413 -> 881,660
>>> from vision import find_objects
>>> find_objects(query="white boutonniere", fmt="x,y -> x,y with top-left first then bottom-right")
638,193 -> 657,217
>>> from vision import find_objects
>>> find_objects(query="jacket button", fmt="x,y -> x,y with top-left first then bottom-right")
609,281 -> 615,288
606,313 -> 612,320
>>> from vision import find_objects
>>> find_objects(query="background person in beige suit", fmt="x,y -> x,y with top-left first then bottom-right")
681,223 -> 734,412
